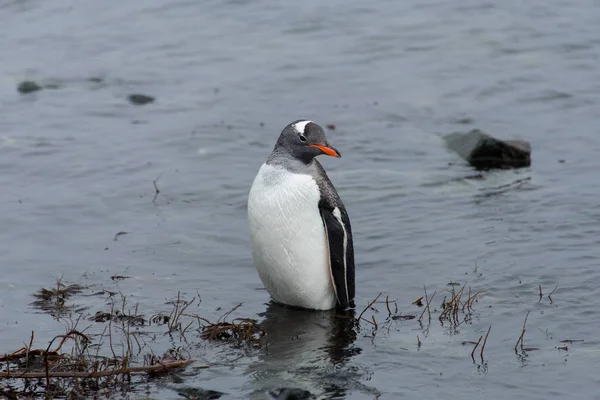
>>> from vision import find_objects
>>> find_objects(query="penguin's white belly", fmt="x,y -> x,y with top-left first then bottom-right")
247,163 -> 336,310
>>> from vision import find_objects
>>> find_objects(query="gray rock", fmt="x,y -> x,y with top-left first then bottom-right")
176,387 -> 224,399
267,388 -> 316,400
128,93 -> 155,105
444,129 -> 531,169
17,80 -> 43,94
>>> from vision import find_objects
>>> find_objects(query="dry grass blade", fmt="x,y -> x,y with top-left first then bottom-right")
439,282 -> 467,323
167,292 -> 196,333
560,339 -> 583,344
515,310 -> 531,352
152,175 -> 161,202
219,303 -> 243,323
463,289 -> 483,312
418,287 -> 435,324
0,359 -> 198,379
548,285 -> 558,304
385,295 -> 391,316
480,325 -> 492,360
356,292 -> 382,326
470,335 -> 483,360
391,314 -> 416,321
25,330 -> 34,369
48,329 -> 91,354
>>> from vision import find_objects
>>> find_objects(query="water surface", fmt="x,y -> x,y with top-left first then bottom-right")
1,0 -> 600,398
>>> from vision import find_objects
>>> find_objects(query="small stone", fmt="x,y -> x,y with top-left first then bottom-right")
267,388 -> 316,400
455,117 -> 473,125
17,80 -> 43,94
177,387 -> 224,399
128,94 -> 155,105
326,124 -> 336,130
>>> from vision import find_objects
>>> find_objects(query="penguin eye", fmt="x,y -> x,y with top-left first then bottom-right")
298,134 -> 307,143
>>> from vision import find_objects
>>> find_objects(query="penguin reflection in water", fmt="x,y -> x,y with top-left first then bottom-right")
246,301 -> 361,399
248,120 -> 355,311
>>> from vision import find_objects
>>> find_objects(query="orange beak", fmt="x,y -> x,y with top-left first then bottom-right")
309,144 -> 341,158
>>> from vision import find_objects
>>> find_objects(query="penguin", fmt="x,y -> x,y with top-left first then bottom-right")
248,120 -> 355,311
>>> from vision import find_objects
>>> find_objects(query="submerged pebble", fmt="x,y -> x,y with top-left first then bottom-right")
128,93 -> 155,105
17,80 -> 43,94
267,388 -> 316,400
177,387 -> 225,399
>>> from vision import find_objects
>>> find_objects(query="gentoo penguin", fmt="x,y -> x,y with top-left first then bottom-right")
248,120 -> 355,311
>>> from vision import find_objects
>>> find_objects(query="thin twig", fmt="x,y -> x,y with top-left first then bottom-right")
51,330 -> 90,354
480,325 -> 492,360
152,175 -> 161,202
181,320 -> 195,336
515,310 -> 531,352
108,306 -> 117,360
25,331 -> 34,369
172,296 -> 195,333
153,176 -> 161,194
95,325 -> 108,360
168,291 -> 181,331
385,295 -> 391,317
131,331 -> 142,355
44,349 -> 49,388
418,287 -> 435,323
425,286 -> 432,321
471,335 -> 483,360
548,285 -> 558,304
0,360 -> 200,378
440,283 -> 467,323
357,293 -> 382,325
463,290 -> 483,312
219,303 -> 243,323
125,312 -> 132,360
456,282 -> 468,309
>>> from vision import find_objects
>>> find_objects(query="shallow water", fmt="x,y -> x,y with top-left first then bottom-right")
1,0 -> 600,398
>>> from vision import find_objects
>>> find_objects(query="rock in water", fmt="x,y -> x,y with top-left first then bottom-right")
17,80 -> 43,94
444,129 -> 531,169
267,388 -> 316,400
128,94 -> 155,105
177,387 -> 224,399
